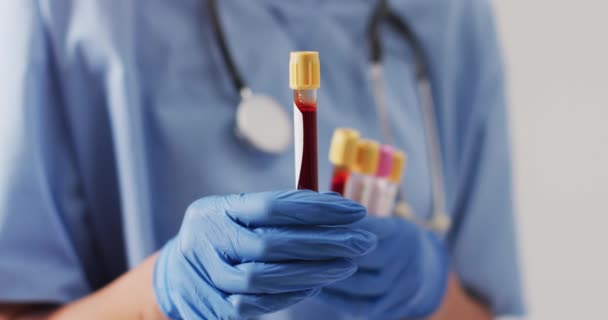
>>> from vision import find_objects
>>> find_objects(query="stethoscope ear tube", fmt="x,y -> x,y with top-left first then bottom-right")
368,0 -> 389,64
208,0 -> 292,154
208,0 -> 245,92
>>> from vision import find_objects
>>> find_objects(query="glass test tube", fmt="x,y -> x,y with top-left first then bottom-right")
344,139 -> 380,208
380,150 -> 407,216
328,128 -> 360,195
290,51 -> 320,191
367,145 -> 394,215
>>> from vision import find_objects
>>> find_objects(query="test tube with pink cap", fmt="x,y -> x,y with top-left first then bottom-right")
367,145 -> 394,215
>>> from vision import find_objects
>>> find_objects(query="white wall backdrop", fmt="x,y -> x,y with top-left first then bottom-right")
494,1 -> 608,319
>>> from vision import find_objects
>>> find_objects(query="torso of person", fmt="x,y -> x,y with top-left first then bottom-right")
51,1 -> 443,318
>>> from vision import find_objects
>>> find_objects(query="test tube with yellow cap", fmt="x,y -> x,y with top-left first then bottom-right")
290,51 -> 320,191
328,128 -> 360,195
344,139 -> 380,207
378,150 -> 407,216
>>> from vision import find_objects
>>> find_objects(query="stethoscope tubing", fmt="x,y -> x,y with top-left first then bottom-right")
368,0 -> 449,233
208,0 -> 246,93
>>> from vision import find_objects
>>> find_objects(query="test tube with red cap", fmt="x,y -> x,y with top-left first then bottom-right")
367,145 -> 394,215
290,51 -> 320,191
328,128 -> 360,195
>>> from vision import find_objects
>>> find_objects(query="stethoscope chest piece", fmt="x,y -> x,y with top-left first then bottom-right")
235,91 -> 292,154
208,0 -> 291,154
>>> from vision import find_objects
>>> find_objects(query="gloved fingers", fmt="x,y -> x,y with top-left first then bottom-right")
212,259 -> 358,294
382,233 -> 450,318
317,288 -> 384,318
242,226 -> 376,261
368,264 -> 434,318
174,293 -> 233,320
354,235 -> 416,270
326,241 -> 447,319
354,217 -> 423,269
382,265 -> 448,318
223,190 -> 367,227
228,288 -> 320,319
347,215 -> 403,240
326,257 -> 406,297
321,191 -> 342,196
189,215 -> 376,263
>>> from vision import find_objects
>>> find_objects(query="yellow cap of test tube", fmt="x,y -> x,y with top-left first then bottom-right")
329,128 -> 361,168
388,150 -> 407,184
352,139 -> 380,175
290,51 -> 320,90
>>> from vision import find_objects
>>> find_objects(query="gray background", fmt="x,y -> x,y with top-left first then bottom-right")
495,0 -> 608,318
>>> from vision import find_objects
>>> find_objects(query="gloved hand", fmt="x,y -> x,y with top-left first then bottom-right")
319,216 -> 449,319
153,190 -> 377,320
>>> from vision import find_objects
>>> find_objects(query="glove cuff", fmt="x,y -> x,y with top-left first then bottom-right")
408,230 -> 450,317
153,238 -> 183,320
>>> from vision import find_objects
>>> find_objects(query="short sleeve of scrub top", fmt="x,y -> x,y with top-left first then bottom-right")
0,0 -> 525,317
0,2 -> 92,302
0,1 -> 127,302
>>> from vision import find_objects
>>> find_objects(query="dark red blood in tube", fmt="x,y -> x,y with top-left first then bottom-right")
330,167 -> 349,195
295,98 -> 318,191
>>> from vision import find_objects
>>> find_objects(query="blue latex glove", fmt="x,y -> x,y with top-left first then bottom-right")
153,190 -> 377,319
320,216 -> 449,319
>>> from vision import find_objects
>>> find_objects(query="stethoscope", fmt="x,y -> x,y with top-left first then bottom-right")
367,0 -> 451,233
208,0 -> 450,234
208,0 -> 292,154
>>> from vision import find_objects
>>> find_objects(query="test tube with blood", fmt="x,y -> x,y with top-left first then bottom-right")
328,128 -> 361,195
290,51 -> 321,191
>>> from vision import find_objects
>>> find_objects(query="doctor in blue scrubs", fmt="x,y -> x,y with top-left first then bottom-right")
0,0 -> 524,319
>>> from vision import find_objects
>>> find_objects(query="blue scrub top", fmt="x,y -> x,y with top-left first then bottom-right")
0,0 -> 524,317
